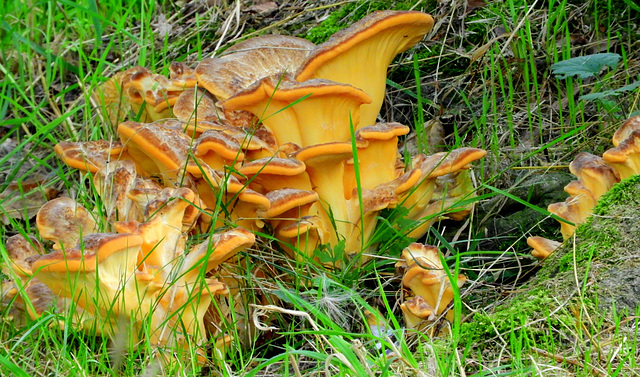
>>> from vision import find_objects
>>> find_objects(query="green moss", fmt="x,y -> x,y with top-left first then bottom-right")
461,287 -> 574,345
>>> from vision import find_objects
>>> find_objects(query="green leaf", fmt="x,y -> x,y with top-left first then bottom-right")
580,80 -> 640,101
551,53 -> 621,79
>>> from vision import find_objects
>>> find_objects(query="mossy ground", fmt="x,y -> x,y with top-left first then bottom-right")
462,175 -> 640,372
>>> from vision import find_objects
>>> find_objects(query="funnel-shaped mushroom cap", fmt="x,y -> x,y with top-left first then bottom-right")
55,140 -> 125,173
238,157 -> 312,192
612,115 -> 640,146
36,197 -> 97,251
230,188 -> 271,230
603,129 -> 640,179
569,152 -> 620,199
527,236 -> 561,259
173,88 -> 220,123
397,243 -> 465,322
32,233 -> 144,316
195,35 -> 315,100
296,11 -> 434,127
116,187 -> 196,269
221,75 -> 371,147
117,120 -> 193,186
190,129 -> 244,173
346,123 -> 410,196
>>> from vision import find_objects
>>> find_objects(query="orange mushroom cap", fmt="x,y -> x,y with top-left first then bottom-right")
296,11 -> 434,127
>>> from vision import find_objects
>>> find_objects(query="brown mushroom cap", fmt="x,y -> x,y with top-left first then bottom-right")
527,236 -> 561,259
117,120 -> 194,186
55,140 -> 125,173
195,35 -> 315,100
173,88 -> 221,123
220,75 -> 371,147
36,197 -> 97,251
180,227 -> 255,281
168,62 -> 197,89
4,234 -> 44,277
548,198 -> 585,240
400,295 -> 435,329
295,11 -> 434,127
569,152 -> 620,199
33,233 -> 143,273
612,115 -> 640,147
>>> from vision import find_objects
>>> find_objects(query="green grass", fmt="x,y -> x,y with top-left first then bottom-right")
1,0 -> 640,375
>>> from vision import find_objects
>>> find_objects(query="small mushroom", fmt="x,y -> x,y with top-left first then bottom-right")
569,152 -> 620,199
190,129 -> 245,173
603,129 -> 640,179
527,236 -> 562,259
611,115 -> 640,147
400,148 -> 487,239
396,243 -> 465,326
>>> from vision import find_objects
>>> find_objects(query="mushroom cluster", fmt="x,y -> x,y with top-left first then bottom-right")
3,183 -> 254,361
3,10 -> 486,362
396,243 -> 466,333
529,115 -> 640,258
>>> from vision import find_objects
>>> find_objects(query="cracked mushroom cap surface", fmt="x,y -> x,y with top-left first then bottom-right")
195,34 -> 315,100
295,10 -> 434,127
4,234 -> 44,277
221,75 -> 371,147
173,88 -> 221,123
36,197 -> 97,251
